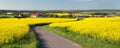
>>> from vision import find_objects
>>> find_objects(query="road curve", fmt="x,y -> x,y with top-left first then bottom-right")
33,26 -> 83,48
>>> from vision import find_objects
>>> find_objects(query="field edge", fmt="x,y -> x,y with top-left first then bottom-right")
43,26 -> 120,48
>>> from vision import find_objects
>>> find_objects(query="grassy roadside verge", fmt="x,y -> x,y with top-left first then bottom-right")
43,26 -> 120,48
0,30 -> 39,48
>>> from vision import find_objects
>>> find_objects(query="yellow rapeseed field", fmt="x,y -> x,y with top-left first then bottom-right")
49,17 -> 120,42
0,18 -> 76,44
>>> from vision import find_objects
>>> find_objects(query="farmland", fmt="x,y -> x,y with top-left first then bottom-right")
1,0 -> 120,48
0,17 -> 120,48
0,18 -> 76,48
45,17 -> 120,48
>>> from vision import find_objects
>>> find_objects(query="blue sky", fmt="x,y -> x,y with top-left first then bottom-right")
0,0 -> 119,10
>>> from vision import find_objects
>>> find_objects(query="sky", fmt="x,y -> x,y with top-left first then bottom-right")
0,0 -> 120,10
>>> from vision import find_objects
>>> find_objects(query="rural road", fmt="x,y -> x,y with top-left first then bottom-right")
33,26 -> 83,48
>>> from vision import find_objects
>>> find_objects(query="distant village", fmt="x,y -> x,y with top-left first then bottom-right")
0,10 -> 120,18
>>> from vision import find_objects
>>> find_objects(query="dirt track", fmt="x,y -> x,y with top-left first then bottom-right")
33,26 -> 83,48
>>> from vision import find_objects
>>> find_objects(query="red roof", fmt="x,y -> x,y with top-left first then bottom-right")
31,14 -> 37,16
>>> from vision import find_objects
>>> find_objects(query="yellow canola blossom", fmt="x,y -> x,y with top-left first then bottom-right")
0,18 -> 76,44
57,13 -> 70,16
49,17 -> 120,42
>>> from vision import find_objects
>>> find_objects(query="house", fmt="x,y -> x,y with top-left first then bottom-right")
31,14 -> 37,18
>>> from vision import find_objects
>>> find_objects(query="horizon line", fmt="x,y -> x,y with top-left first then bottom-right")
0,9 -> 120,11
